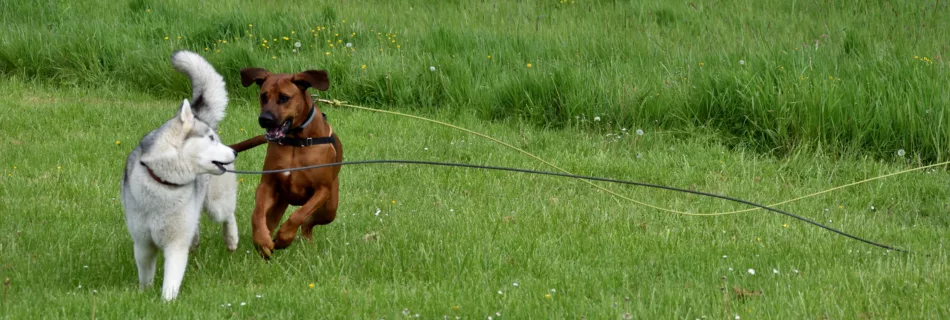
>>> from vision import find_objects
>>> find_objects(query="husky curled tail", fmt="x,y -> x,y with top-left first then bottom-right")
170,50 -> 228,127
121,50 -> 239,302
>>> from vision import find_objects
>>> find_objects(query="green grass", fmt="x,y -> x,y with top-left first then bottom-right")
1,78 -> 948,318
2,0 -> 950,160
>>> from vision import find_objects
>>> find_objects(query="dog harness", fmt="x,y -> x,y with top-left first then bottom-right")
269,103 -> 336,147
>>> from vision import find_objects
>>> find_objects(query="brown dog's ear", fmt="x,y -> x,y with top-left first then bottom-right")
291,70 -> 330,91
240,68 -> 271,87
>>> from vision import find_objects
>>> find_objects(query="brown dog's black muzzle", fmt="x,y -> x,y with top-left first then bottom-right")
258,111 -> 279,129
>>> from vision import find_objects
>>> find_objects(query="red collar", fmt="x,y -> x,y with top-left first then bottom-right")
140,161 -> 184,187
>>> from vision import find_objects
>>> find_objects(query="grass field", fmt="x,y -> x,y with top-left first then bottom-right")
1,0 -> 950,318
2,0 -> 950,160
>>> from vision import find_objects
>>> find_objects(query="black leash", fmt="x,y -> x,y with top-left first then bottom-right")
224,159 -> 907,253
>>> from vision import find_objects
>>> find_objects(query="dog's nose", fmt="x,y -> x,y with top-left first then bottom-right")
258,112 -> 278,128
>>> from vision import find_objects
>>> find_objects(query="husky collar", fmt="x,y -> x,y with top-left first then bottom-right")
140,161 -> 185,188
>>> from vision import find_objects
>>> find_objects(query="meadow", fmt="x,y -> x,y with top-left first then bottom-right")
1,0 -> 949,318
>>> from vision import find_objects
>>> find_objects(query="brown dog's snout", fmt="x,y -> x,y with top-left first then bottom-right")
258,111 -> 278,128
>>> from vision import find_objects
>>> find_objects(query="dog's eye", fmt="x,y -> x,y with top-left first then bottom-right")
278,95 -> 289,104
260,93 -> 268,104
209,135 -> 215,141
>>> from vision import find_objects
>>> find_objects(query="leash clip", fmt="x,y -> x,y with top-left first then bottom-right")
305,138 -> 313,146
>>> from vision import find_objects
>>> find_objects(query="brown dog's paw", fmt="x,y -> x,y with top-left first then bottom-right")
257,246 -> 273,260
273,232 -> 296,250
253,236 -> 275,259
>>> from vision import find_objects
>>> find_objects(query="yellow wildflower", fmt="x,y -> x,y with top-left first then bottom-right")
249,24 -> 253,28
361,64 -> 367,69
282,36 -> 290,41
204,47 -> 209,51
391,200 -> 396,204
487,55 -> 491,59
308,283 -> 315,289
699,62 -> 705,67
527,63 -> 533,68
545,294 -> 552,299
325,52 -> 331,55
164,36 -> 169,40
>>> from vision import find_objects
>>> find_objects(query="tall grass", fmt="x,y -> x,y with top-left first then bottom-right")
2,0 -> 949,160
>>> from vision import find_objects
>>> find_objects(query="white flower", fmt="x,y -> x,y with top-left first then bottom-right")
550,288 -> 556,293
424,147 -> 429,151
403,309 -> 410,316
594,116 -> 601,122
83,265 -> 89,269
739,59 -> 746,65
346,42 -> 353,48
497,290 -> 503,295
429,66 -> 436,72
374,208 -> 381,216
294,41 -> 301,48
735,315 -> 741,320
747,268 -> 755,275
722,255 -> 728,259
772,268 -> 779,274
728,267 -> 733,271
513,282 -> 519,287
635,152 -> 642,159
897,149 -> 906,157
635,129 -> 644,136
240,302 -> 247,306
256,295 -> 262,299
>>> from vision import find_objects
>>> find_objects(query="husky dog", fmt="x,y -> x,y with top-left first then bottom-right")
121,50 -> 238,301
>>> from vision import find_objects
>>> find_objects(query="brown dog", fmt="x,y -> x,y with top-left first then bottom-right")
229,68 -> 343,259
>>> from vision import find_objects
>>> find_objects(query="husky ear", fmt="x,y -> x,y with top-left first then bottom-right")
292,70 -> 330,91
240,68 -> 271,87
177,99 -> 195,127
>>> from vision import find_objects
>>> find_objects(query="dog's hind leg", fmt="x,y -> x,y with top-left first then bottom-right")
302,179 -> 339,241
160,245 -> 190,301
205,171 -> 239,251
133,241 -> 158,290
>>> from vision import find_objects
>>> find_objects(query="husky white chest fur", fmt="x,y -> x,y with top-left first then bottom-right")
121,50 -> 238,301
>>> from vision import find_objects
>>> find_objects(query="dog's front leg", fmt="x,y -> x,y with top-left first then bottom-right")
160,244 -> 190,301
133,241 -> 157,290
252,176 -> 280,258
273,187 -> 330,250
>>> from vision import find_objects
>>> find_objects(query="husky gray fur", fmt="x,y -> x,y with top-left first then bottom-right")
120,50 -> 238,301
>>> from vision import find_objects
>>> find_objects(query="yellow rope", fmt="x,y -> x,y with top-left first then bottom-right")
318,98 -> 949,216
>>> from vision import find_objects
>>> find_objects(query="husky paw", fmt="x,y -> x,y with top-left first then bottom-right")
222,221 -> 239,252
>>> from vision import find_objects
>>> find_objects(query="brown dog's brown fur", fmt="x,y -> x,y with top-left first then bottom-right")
230,68 -> 343,259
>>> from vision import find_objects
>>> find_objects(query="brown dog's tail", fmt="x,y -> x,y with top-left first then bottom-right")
229,135 -> 268,153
